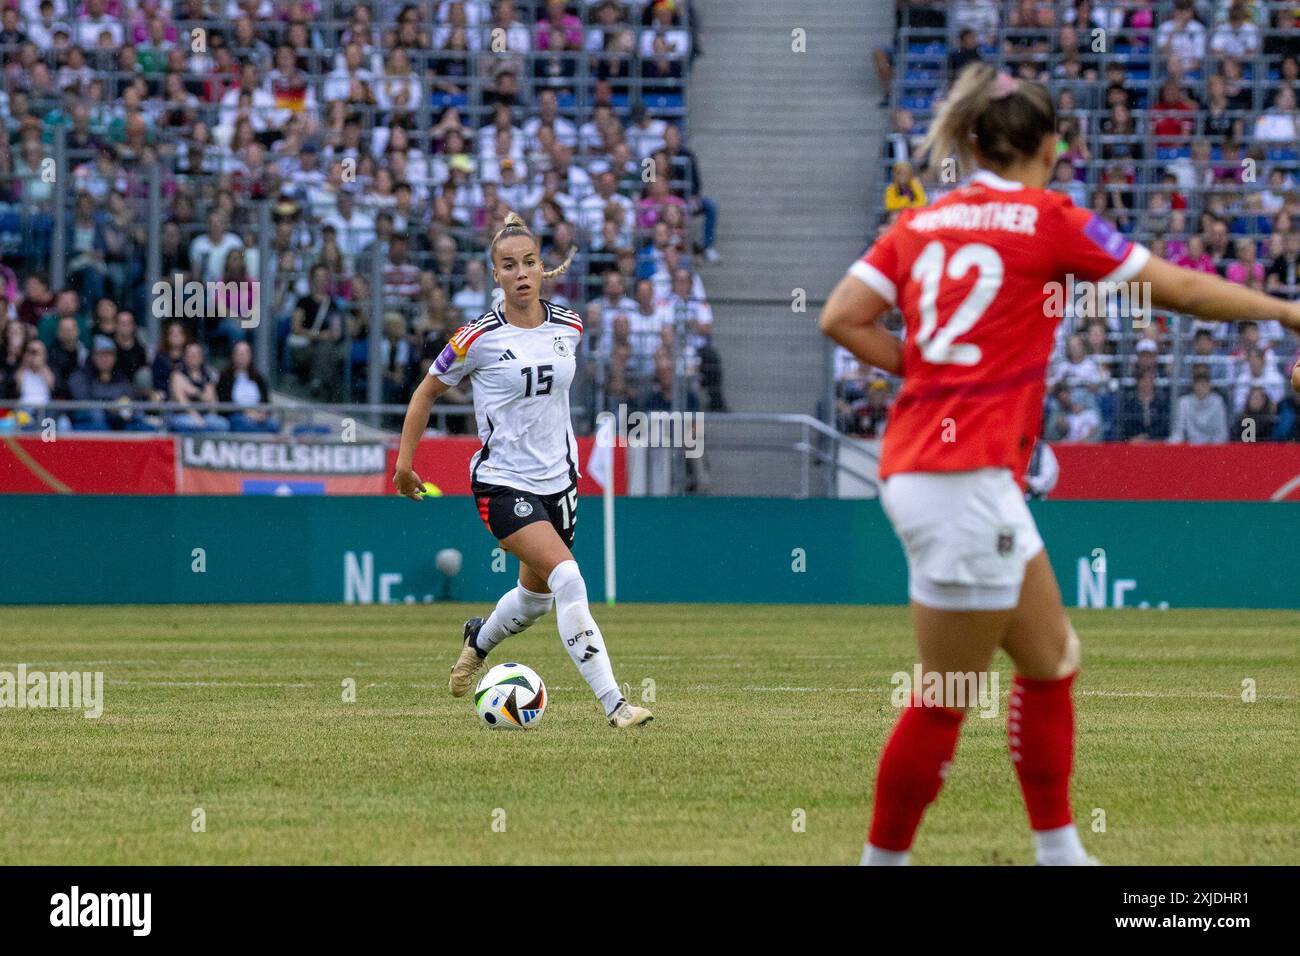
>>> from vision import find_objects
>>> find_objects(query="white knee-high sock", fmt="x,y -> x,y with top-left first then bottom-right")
548,560 -> 622,715
474,584 -> 555,654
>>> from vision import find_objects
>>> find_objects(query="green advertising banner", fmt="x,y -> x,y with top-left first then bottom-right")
2,496 -> 1297,609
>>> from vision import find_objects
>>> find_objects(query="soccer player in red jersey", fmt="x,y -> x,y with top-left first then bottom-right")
821,63 -> 1300,865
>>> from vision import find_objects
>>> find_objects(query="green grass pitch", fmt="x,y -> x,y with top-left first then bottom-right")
1,604 -> 1296,865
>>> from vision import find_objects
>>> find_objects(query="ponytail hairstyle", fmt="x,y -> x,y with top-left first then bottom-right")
489,210 -> 576,279
919,62 -> 1055,178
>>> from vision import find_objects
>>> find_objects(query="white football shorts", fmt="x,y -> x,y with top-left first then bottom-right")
879,466 -> 1045,611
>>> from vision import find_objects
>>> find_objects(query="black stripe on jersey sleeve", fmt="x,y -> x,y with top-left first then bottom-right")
472,415 -> 494,485
544,301 -> 584,334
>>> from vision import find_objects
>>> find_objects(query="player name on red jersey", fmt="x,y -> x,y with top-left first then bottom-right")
908,202 -> 1039,236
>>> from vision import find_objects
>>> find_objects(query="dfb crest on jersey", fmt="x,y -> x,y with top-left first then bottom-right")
552,336 -> 571,357
513,498 -> 534,518
996,527 -> 1016,557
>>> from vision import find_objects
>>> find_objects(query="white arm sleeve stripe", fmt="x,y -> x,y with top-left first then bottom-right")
1100,243 -> 1151,285
848,260 -> 897,306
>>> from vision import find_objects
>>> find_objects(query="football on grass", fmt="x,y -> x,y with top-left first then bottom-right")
474,663 -> 547,729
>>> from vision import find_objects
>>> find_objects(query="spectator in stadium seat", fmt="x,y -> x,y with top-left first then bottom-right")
2,318 -> 25,378
1152,78 -> 1197,146
189,209 -> 243,284
1134,335 -> 1167,375
884,161 -> 927,212
1253,86 -> 1299,142
627,104 -> 667,161
1260,169 -> 1293,215
1228,321 -> 1280,375
1233,347 -> 1286,414
1204,216 -> 1233,267
48,315 -> 87,395
1226,238 -> 1265,286
78,0 -> 122,47
265,43 -> 318,125
1100,61 -> 1134,111
1170,372 -> 1229,444
578,169 -> 634,241
1081,320 -> 1115,376
594,23 -> 636,96
67,335 -> 155,431
1203,74 -> 1245,141
290,264 -> 344,401
1051,332 -> 1106,395
324,187 -> 375,271
216,340 -> 278,434
17,274 -> 54,329
1045,382 -> 1101,442
113,311 -> 148,386
1051,158 -> 1087,207
1220,57 -> 1253,110
1120,371 -> 1171,442
1157,0 -> 1207,72
949,28 -> 982,77
89,297 -> 117,343
586,0 -> 626,53
952,0 -> 1000,45
150,319 -> 187,399
624,277 -> 663,384
636,177 -> 685,230
643,34 -> 685,99
640,0 -> 690,60
1190,329 -> 1234,388
168,340 -> 229,433
1235,385 -> 1278,440
1267,230 -> 1300,295
536,0 -> 584,50
884,109 -> 921,164
836,366 -> 891,438
452,259 -> 493,317
14,337 -> 55,412
1212,2 -> 1260,59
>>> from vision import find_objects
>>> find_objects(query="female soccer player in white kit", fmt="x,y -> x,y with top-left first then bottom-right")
394,212 -> 652,729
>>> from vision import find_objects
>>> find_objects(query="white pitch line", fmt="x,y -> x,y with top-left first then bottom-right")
105,680 -> 312,688
93,681 -> 1298,702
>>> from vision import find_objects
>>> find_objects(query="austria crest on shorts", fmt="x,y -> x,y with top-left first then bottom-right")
996,527 -> 1015,557
513,498 -> 534,517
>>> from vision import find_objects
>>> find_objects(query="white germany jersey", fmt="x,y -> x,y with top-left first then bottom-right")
431,299 -> 583,495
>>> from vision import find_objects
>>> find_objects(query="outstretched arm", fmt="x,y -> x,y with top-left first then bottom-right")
1137,256 -> 1300,332
393,374 -> 451,500
819,275 -> 904,376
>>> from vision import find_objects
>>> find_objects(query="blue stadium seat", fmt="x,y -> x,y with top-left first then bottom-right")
643,93 -> 685,113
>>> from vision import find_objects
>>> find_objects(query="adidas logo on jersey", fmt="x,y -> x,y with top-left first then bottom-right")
497,349 -> 517,362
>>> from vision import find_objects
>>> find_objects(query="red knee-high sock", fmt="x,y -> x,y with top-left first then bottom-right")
1008,672 -> 1076,831
867,703 -> 966,851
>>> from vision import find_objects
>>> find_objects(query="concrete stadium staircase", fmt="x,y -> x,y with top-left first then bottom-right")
685,0 -> 892,491
690,0 -> 891,413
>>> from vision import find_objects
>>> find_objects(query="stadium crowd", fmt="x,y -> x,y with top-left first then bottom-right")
0,0 -> 725,435
843,0 -> 1300,443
